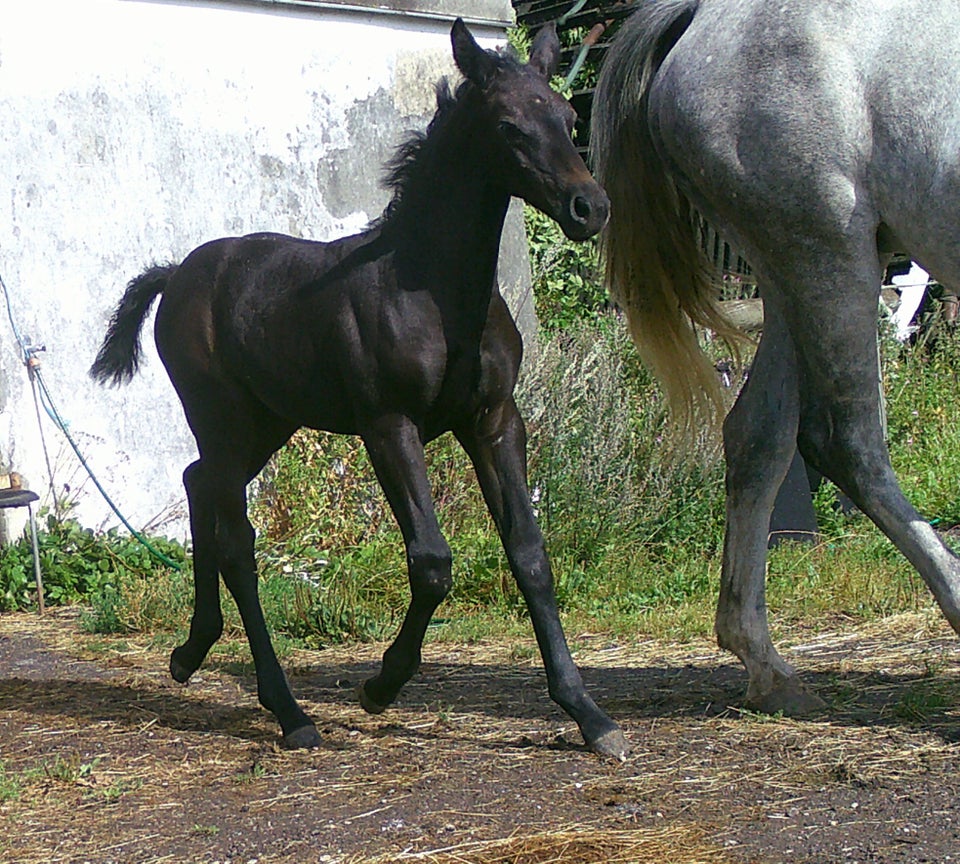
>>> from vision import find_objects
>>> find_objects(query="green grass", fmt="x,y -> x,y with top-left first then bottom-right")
0,760 -> 21,803
2,319 -> 960,655
0,754 -> 126,806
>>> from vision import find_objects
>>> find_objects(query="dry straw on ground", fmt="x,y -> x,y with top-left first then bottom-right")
1,608 -> 959,863
362,826 -> 733,864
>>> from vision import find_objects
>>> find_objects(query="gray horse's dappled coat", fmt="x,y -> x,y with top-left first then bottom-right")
592,0 -> 960,713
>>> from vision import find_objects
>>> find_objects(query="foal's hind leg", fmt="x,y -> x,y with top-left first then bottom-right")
169,460 -> 223,683
169,398 -> 316,747
716,299 -> 825,715
357,416 -> 454,713
456,400 -> 628,757
213,471 -> 319,747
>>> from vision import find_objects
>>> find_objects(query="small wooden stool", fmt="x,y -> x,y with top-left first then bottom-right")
0,488 -> 44,613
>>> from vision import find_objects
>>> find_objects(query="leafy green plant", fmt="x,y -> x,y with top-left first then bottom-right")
0,519 -> 187,614
0,760 -> 21,803
41,754 -> 99,784
99,777 -> 142,803
524,206 -> 609,332
82,583 -> 126,634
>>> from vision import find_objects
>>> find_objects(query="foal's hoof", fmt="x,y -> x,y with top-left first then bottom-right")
282,724 -> 322,750
746,676 -> 827,718
357,681 -> 388,715
169,650 -> 195,684
588,727 -> 630,760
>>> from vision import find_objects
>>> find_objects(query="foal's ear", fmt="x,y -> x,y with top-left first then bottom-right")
528,22 -> 561,79
451,18 -> 497,88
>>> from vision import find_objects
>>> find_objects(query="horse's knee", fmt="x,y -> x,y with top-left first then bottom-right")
407,540 -> 453,605
510,539 -> 552,593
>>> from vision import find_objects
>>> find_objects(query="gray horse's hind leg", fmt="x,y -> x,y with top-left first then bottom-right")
793,281 -> 960,634
716,298 -> 826,715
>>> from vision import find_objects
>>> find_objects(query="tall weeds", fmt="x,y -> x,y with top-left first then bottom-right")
5,317 -> 959,648
883,329 -> 960,527
519,320 -> 726,566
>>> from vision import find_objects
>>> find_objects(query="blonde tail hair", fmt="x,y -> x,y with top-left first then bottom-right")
590,0 -> 744,439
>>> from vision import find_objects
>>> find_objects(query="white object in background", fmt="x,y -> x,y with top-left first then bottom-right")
890,262 -> 930,341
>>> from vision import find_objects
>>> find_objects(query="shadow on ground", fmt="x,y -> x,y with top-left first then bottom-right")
2,641 -> 958,747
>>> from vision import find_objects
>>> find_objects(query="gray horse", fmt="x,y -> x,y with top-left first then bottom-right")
591,0 -> 960,715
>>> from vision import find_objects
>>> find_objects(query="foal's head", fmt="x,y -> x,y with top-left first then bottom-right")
451,19 -> 609,241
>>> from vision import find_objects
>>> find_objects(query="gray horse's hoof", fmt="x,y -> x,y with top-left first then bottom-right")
282,724 -> 322,750
746,676 -> 827,718
588,727 -> 630,760
357,682 -> 388,715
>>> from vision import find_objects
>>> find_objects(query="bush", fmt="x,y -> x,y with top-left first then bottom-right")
525,206 -> 610,332
0,519 -> 186,614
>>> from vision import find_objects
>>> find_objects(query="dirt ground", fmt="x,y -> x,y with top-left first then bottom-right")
1,608 -> 959,864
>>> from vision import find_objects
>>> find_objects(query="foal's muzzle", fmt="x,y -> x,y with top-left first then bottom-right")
561,183 -> 610,241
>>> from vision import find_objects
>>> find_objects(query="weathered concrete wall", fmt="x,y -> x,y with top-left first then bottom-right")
0,0 -> 533,539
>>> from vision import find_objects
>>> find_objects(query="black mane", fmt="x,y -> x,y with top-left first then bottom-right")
374,78 -> 464,229
376,47 -> 523,228
381,78 -> 460,209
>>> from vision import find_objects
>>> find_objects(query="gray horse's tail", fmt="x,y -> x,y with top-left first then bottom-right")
90,264 -> 177,387
591,0 -> 742,436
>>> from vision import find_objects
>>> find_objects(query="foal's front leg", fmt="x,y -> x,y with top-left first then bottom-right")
358,416 -> 453,713
456,399 -> 628,758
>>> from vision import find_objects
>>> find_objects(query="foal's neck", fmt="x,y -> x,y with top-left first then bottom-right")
391,106 -> 511,309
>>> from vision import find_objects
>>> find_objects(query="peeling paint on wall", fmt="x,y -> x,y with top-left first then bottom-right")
394,49 -> 457,117
317,89 -> 404,223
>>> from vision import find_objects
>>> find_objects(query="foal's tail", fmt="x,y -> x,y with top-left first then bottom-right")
590,0 -> 741,437
89,264 -> 177,387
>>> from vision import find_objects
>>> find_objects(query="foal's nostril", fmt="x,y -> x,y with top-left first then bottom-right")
571,194 -> 592,224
